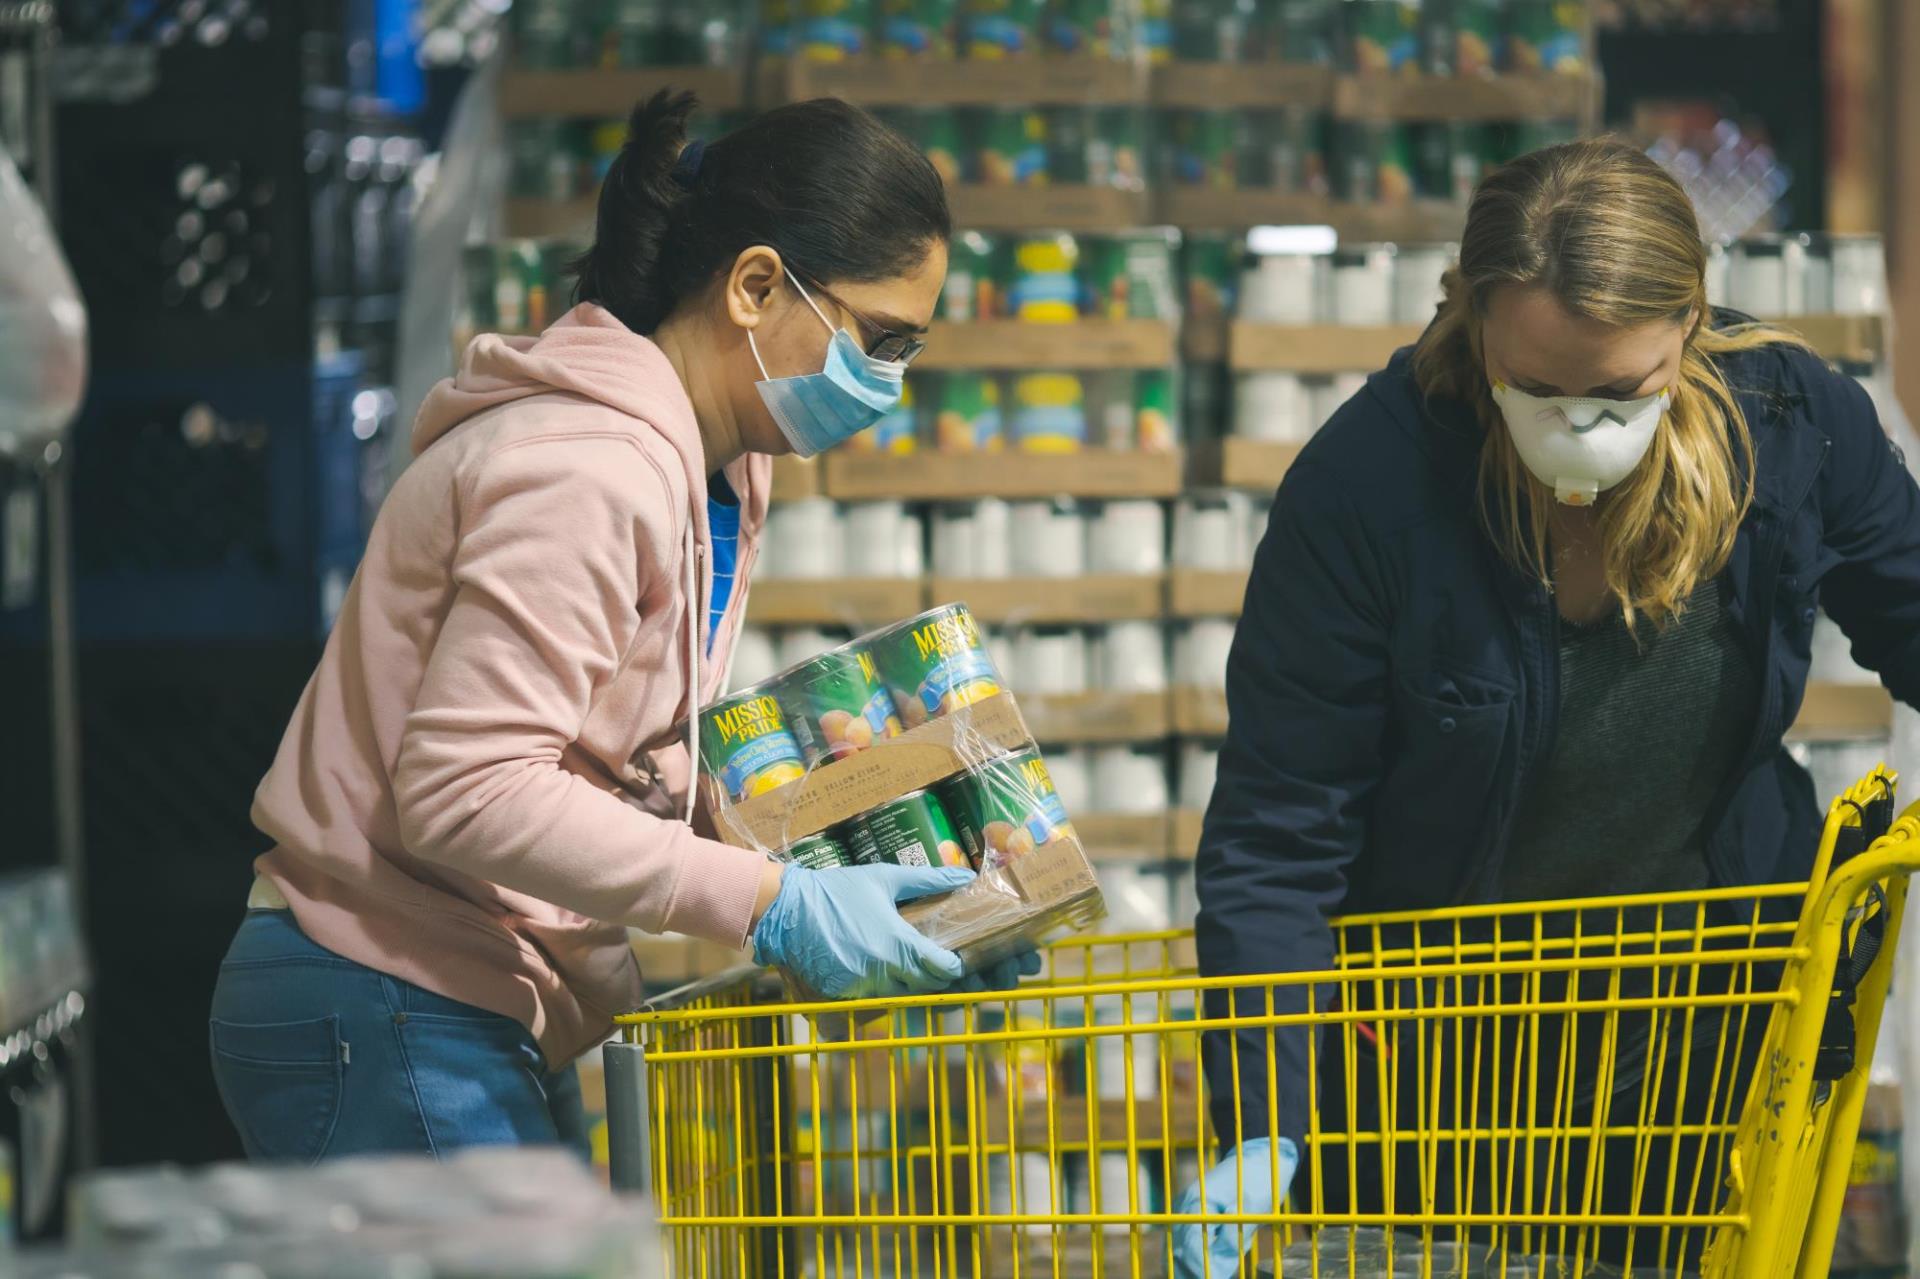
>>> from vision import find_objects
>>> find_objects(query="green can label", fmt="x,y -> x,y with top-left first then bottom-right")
1277,0 -> 1336,66
778,645 -> 904,766
965,0 -> 1043,58
880,0 -> 958,57
939,749 -> 1075,870
1135,370 -> 1176,452
941,230 -> 1003,322
1346,0 -> 1417,74
1453,0 -> 1500,75
788,833 -> 850,870
871,604 -> 1003,727
1085,231 -> 1178,320
1182,234 -> 1237,322
934,372 -> 1004,452
798,0 -> 873,60
974,107 -> 1047,185
1506,1 -> 1584,74
844,791 -> 971,870
699,690 -> 807,802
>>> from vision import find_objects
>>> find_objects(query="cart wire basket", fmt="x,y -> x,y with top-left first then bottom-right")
608,767 -> 1914,1278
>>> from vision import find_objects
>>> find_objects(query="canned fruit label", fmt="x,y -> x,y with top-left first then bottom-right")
975,109 -> 1048,185
941,751 -> 1075,870
872,605 -> 1003,724
798,0 -> 873,59
700,692 -> 807,801
788,833 -> 850,870
1046,0 -> 1120,57
965,0 -> 1043,57
781,647 -> 904,764
1452,0 -> 1500,75
1346,0 -> 1417,74
852,379 -> 918,454
1135,370 -> 1177,452
935,373 -> 1004,452
880,0 -> 958,57
1506,1 -> 1584,74
844,792 -> 971,870
1011,372 -> 1087,453
942,230 -> 1003,322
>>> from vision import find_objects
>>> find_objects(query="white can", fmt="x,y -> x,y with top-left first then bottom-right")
898,509 -> 925,579
776,627 -> 844,671
841,501 -> 909,577
1730,235 -> 1805,316
1095,862 -> 1175,934
1009,499 -> 1088,578
1238,251 -> 1322,324
1173,492 -> 1252,572
974,497 -> 1013,578
1018,1152 -> 1060,1230
1092,745 -> 1170,815
1391,243 -> 1453,326
728,627 -> 780,692
1244,496 -> 1269,559
1089,500 -> 1167,575
1045,746 -> 1094,816
1175,618 -> 1237,687
1232,372 -> 1313,442
986,625 -> 1020,688
1704,240 -> 1730,308
1830,234 -> 1886,316
1310,372 -> 1368,433
1178,741 -> 1219,811
1018,627 -> 1090,695
1800,233 -> 1834,315
1811,612 -> 1876,685
1095,1152 -> 1159,1231
1100,620 -> 1169,693
1169,863 -> 1199,927
1329,244 -> 1395,326
1087,370 -> 1136,449
931,504 -> 979,577
762,498 -> 841,580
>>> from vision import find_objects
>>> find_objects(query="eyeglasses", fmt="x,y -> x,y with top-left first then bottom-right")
793,270 -> 928,367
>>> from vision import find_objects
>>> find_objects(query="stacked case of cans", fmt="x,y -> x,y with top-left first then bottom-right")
510,0 -> 750,69
764,0 -> 1148,63
698,604 -> 1106,977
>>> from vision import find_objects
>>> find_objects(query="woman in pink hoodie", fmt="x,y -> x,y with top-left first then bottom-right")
209,92 -> 1008,1162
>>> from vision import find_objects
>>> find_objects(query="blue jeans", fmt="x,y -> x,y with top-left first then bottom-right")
209,910 -> 589,1164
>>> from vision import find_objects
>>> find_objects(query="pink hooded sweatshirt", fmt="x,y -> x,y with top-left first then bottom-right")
251,303 -> 773,1068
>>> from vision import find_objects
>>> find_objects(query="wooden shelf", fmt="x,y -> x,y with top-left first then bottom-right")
938,574 -> 1166,624
917,319 -> 1176,371
1153,61 -> 1335,108
1230,321 -> 1425,372
769,455 -> 821,502
499,66 -> 750,117
1156,188 -> 1330,233
1170,809 -> 1205,859
1167,570 -> 1250,619
947,183 -> 1153,233
1762,313 -> 1885,364
745,578 -> 928,627
985,1095 -> 1211,1147
1074,814 -> 1175,860
504,197 -> 596,239
1189,438 -> 1304,491
1330,72 -> 1599,122
1172,685 -> 1230,737
1329,199 -> 1472,243
1023,691 -> 1172,745
1183,316 -> 1231,364
776,55 -> 1144,106
823,449 -> 1183,501
1790,682 -> 1894,741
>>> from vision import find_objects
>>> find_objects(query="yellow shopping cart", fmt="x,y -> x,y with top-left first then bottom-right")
603,768 -> 1914,1278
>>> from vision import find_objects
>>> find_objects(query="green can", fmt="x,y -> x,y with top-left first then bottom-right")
870,604 -> 1003,727
1505,0 -> 1584,74
941,230 -> 1004,322
1168,110 -> 1241,189
798,0 -> 874,60
933,372 -> 1004,452
1084,230 -> 1178,320
1173,0 -> 1250,61
1514,119 -> 1581,156
1135,369 -> 1177,452
607,0 -> 666,66
788,832 -> 851,870
880,0 -> 959,57
512,0 -> 580,68
883,108 -> 963,184
507,119 -> 580,202
1344,0 -> 1417,74
1453,0 -> 1501,76
698,689 -> 808,803
1046,106 -> 1096,184
461,245 -> 498,332
1181,232 -> 1238,324
938,749 -> 1077,870
972,107 -> 1047,185
493,240 -> 546,335
843,791 -> 972,870
1253,107 -> 1321,191
759,0 -> 794,54
1276,0 -> 1336,65
1416,1 -> 1454,75
1047,0 -> 1127,58
778,644 -> 904,766
964,0 -> 1044,58
1088,106 -> 1147,191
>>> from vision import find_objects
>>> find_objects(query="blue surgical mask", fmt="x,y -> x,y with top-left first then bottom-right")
750,275 -> 905,458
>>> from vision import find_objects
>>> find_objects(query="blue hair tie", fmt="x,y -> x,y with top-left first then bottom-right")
670,139 -> 706,190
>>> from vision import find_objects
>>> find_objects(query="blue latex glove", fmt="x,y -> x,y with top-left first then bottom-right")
1173,1136 -> 1300,1279
950,948 -> 1043,994
752,863 -> 972,999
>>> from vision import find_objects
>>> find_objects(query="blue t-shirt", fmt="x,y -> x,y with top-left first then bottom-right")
706,473 -> 740,654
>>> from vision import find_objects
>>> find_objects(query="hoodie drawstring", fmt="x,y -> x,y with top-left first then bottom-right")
683,524 -> 702,825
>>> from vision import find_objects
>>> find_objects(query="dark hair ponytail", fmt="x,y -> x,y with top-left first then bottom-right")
572,90 -> 951,335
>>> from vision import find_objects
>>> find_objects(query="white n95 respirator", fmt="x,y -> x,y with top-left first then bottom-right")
1490,381 -> 1670,507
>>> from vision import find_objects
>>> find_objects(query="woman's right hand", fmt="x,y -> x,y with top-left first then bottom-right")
750,862 -> 972,998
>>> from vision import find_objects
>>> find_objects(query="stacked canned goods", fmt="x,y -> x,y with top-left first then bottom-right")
511,0 -> 746,68
461,240 -> 585,336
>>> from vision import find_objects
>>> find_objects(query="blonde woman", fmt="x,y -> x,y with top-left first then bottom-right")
1175,138 -> 1920,1275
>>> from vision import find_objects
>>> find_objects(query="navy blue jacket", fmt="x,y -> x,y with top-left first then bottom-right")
1195,330 -> 1920,1148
